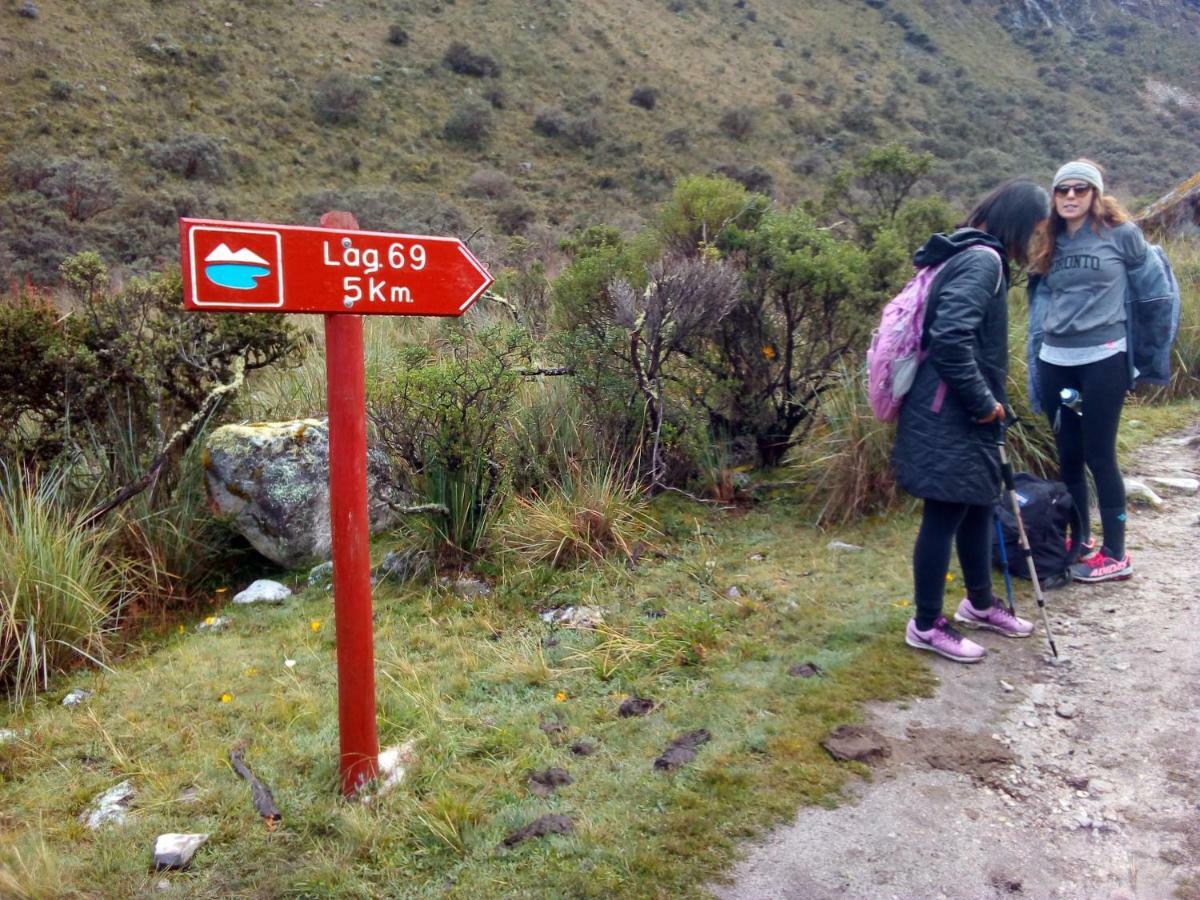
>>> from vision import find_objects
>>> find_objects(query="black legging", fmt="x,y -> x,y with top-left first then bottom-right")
913,498 -> 994,630
1036,353 -> 1128,559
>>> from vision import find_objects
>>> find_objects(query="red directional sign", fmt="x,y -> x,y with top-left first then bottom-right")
180,218 -> 492,316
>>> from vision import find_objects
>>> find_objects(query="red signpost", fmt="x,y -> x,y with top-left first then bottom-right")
181,214 -> 493,795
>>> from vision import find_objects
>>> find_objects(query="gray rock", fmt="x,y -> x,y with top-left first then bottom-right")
233,579 -> 291,604
62,688 -> 92,707
451,577 -> 492,599
724,585 -> 742,599
1123,478 -> 1164,508
1055,703 -> 1078,719
1147,475 -> 1199,494
18,1 -> 38,18
203,419 -> 403,567
307,560 -> 333,588
540,605 -> 605,628
0,728 -> 20,743
81,780 -> 134,828
152,833 -> 208,870
196,616 -> 231,632
374,548 -> 432,584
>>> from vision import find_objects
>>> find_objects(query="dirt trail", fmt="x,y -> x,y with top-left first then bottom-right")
714,424 -> 1200,900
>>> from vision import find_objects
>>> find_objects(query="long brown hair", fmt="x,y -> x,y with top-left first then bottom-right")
1029,159 -> 1131,274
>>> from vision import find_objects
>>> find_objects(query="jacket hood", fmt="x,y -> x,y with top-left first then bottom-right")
913,228 -> 1007,268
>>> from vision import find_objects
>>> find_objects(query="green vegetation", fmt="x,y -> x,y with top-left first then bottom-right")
2,0 -> 1199,283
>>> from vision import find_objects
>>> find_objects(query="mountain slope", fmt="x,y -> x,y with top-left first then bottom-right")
1,0 -> 1198,281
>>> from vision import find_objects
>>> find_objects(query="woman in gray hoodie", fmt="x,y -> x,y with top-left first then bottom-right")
1027,160 -> 1154,583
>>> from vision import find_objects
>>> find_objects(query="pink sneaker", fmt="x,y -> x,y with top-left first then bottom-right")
905,617 -> 986,663
1065,534 -> 1096,561
953,597 -> 1034,638
1069,549 -> 1132,583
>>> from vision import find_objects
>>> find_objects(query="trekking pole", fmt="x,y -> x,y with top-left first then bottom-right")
992,513 -> 1016,615
997,421 -> 1059,658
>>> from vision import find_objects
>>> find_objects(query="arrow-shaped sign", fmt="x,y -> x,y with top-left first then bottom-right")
181,218 -> 492,316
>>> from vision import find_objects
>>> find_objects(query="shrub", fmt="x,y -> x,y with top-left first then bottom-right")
443,42 -> 501,78
0,466 -> 122,706
533,106 -> 566,137
443,98 -> 493,146
714,163 -> 774,196
387,24 -> 409,46
482,86 -> 506,109
655,174 -> 767,255
663,127 -> 689,148
144,133 -> 225,180
629,86 -> 659,110
563,112 -> 603,149
718,108 -> 753,140
312,73 -> 368,125
775,91 -> 794,109
369,325 -> 531,559
465,168 -> 512,199
494,199 -> 535,234
48,79 -> 71,101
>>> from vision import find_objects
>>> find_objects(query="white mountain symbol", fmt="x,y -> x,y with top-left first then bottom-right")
205,243 -> 270,266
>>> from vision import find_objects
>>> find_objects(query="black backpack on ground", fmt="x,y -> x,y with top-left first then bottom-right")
992,473 -> 1076,591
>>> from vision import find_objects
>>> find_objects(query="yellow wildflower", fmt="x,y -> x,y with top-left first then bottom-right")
945,573 -> 955,582
204,616 -> 215,626
219,692 -> 233,703
310,619 -> 322,633
761,344 -> 776,360
555,691 -> 567,703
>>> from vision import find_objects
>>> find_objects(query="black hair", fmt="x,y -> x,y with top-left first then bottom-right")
961,179 -> 1050,267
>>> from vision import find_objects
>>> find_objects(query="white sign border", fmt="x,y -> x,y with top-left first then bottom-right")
188,225 -> 285,309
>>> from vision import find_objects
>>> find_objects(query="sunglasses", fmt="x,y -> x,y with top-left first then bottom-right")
1054,183 -> 1093,197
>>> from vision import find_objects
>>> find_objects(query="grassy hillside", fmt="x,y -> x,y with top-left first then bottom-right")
2,0 -> 1199,282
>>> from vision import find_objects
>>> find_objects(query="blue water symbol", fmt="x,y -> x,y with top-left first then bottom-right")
205,263 -> 271,291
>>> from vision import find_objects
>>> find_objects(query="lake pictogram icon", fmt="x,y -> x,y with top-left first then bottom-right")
204,243 -> 272,290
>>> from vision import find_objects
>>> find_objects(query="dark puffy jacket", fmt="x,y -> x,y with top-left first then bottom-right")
891,229 -> 1009,506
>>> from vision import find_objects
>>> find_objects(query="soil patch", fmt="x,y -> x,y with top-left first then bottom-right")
820,724 -> 890,764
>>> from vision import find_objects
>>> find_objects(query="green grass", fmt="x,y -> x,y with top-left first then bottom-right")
2,404 -> 1194,896
0,498 -> 934,898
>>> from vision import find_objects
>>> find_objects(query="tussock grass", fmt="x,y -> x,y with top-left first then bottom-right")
0,467 -> 123,706
501,462 -> 656,568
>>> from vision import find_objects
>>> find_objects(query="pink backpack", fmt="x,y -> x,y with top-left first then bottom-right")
866,246 -> 1001,422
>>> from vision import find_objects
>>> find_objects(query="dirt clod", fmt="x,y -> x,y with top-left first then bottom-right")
821,725 -> 890,764
500,813 -> 574,847
654,729 -> 712,771
619,696 -> 655,717
569,741 -> 597,757
528,767 -> 572,797
915,728 -> 1015,784
787,662 -> 822,678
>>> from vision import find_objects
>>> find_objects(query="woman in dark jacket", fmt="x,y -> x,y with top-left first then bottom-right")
893,180 -> 1050,663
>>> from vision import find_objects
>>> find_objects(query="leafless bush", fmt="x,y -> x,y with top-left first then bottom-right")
719,108 -> 753,140
629,86 -> 659,110
466,168 -> 512,199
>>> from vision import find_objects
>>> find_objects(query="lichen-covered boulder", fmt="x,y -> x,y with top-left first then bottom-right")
203,419 -> 401,567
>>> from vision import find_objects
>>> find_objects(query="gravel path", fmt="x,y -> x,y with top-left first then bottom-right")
714,425 -> 1200,900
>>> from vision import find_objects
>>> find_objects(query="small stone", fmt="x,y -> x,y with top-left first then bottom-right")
1023,718 -> 1039,728
1090,779 -> 1114,794
826,541 -> 864,552
1111,662 -> 1130,672
196,616 -> 231,632
540,605 -> 605,629
374,548 -> 432,584
999,679 -> 1014,692
539,719 -> 567,737
81,780 -> 135,828
1147,476 -> 1199,495
1055,703 -> 1077,719
18,1 -> 38,18
1075,811 -> 1093,829
233,579 -> 291,604
748,553 -> 765,562
361,740 -> 418,804
1123,478 -> 1163,508
1065,774 -> 1090,790
153,833 -> 208,870
724,586 -> 741,599
306,561 -> 333,588
1030,683 -> 1049,705
62,688 -> 92,706
451,577 -> 491,599
284,659 -> 296,668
